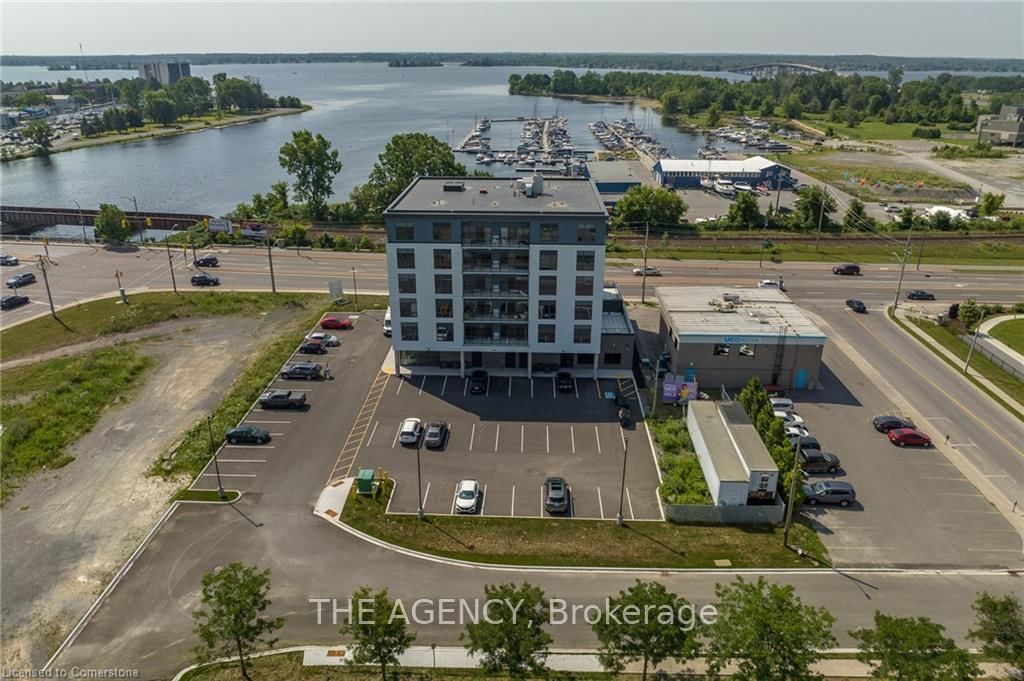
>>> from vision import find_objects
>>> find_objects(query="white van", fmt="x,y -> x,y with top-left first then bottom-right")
770,397 -> 794,413
382,307 -> 392,337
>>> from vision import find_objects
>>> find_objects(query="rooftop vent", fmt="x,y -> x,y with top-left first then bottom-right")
443,181 -> 465,192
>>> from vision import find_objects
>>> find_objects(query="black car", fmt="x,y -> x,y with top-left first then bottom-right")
1,294 -> 29,310
799,449 -> 841,475
0,255 -> 19,266
298,339 -> 327,355
225,425 -> 271,444
544,476 -> 570,514
194,255 -> 219,267
6,272 -> 36,288
424,421 -> 448,449
280,362 -> 325,380
556,371 -> 574,393
789,435 -> 821,452
468,370 -> 488,395
258,389 -> 307,409
190,272 -> 220,286
906,290 -> 935,301
872,415 -> 915,433
846,299 -> 867,313
833,264 -> 861,275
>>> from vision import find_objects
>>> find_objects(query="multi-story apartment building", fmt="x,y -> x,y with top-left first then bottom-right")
383,174 -> 610,376
137,62 -> 191,86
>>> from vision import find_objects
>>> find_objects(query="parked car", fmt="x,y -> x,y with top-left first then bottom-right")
190,272 -> 220,287
305,332 -> 340,347
382,307 -> 392,337
770,397 -> 795,413
468,370 -> 488,395
258,389 -> 307,409
556,371 -> 574,392
424,421 -> 448,449
803,480 -> 856,507
194,255 -> 219,267
888,428 -> 933,447
544,476 -> 570,514
789,435 -> 822,451
0,255 -> 20,266
632,266 -> 661,276
398,417 -> 423,445
1,294 -> 29,310
799,449 -> 841,474
6,271 -> 36,288
872,415 -> 915,432
785,424 -> 811,438
280,362 -> 325,380
833,264 -> 861,275
320,314 -> 354,330
454,479 -> 480,513
906,290 -> 935,301
225,425 -> 270,445
774,410 -> 805,426
298,339 -> 327,355
846,299 -> 867,313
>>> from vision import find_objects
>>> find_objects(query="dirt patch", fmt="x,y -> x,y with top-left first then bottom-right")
0,310 -> 307,669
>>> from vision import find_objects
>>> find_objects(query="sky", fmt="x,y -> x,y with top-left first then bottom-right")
1,1 -> 1022,59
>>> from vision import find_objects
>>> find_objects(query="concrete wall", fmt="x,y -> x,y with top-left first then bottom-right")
665,499 -> 785,525
599,333 -> 634,370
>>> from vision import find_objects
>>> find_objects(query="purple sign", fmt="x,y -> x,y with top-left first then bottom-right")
662,379 -> 683,402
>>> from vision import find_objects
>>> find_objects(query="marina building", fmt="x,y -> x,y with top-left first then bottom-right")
137,62 -> 191,86
655,286 -> 826,391
652,156 -> 792,190
384,175 -> 629,377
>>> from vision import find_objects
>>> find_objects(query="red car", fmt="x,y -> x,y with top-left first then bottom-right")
319,314 -> 354,330
888,428 -> 933,447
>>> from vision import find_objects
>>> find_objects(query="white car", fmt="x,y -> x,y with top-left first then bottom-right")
774,410 -> 805,426
785,424 -> 811,438
306,332 -> 340,347
758,279 -> 781,289
770,397 -> 795,413
632,266 -> 661,276
454,479 -> 480,513
398,418 -> 422,445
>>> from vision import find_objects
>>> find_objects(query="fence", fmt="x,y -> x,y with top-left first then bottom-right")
964,335 -> 1024,381
665,498 -> 785,525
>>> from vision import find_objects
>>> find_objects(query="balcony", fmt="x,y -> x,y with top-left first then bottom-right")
462,238 -> 531,248
463,335 -> 530,346
463,311 -> 530,322
462,263 -> 531,273
462,288 -> 529,299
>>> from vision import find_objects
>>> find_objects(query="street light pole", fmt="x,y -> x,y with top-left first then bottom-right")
616,436 -> 629,526
207,416 -> 226,500
964,310 -> 987,374
165,239 -> 177,293
915,227 -> 928,271
892,224 -> 914,311
122,194 -> 139,239
71,199 -> 87,243
782,437 -> 803,547
640,221 -> 650,304
813,188 -> 827,251
416,438 -> 425,520
36,255 -> 56,317
265,238 -> 277,293
351,267 -> 359,307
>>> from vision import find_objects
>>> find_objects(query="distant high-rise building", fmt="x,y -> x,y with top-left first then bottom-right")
137,62 -> 191,86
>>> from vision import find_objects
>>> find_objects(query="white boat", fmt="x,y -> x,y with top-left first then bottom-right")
734,183 -> 754,193
476,153 -> 486,162
700,177 -> 714,190
713,177 -> 736,197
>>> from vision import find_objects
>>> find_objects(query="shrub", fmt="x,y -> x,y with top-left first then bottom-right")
659,454 -> 712,505
912,127 -> 941,139
316,232 -> 336,249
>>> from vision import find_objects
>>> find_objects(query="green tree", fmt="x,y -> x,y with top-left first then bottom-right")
278,223 -> 308,247
794,186 -> 837,232
14,90 -> 50,107
278,130 -> 343,221
958,298 -> 984,329
899,207 -> 915,231
970,593 -> 1024,673
705,576 -> 836,681
706,102 -> 722,128
852,611 -> 979,681
979,192 -> 1006,217
22,120 -> 53,152
592,580 -> 702,681
169,76 -> 213,118
462,582 -> 552,679
339,586 -> 416,681
356,132 -> 467,217
143,91 -> 178,125
726,191 -> 762,228
93,203 -> 131,242
611,185 -> 687,231
191,562 -> 283,681
783,94 -> 803,119
843,198 -> 872,233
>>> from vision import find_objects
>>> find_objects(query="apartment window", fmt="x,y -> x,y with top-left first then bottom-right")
433,248 -> 452,269
576,251 -> 595,272
539,300 -> 556,320
396,248 -> 415,269
538,324 -> 556,343
539,276 -> 557,296
401,323 -> 419,341
577,224 -> 596,243
398,273 -> 417,294
574,301 -> 592,321
399,298 -> 418,318
394,223 -> 414,241
540,223 -> 559,242
436,323 -> 453,342
575,276 -> 594,297
432,222 -> 452,241
604,353 -> 622,365
539,250 -> 558,270
434,274 -> 452,294
436,299 -> 453,318
714,344 -> 730,356
574,325 -> 592,344
577,353 -> 594,366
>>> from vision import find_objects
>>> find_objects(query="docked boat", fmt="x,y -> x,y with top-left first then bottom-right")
713,177 -> 736,197
734,182 -> 754,193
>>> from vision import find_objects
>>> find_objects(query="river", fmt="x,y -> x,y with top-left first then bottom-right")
0,63 -> 1013,217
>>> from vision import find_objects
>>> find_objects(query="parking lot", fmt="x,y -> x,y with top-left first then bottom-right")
349,373 -> 664,520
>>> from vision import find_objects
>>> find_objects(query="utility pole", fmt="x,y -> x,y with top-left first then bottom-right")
616,436 -> 629,526
36,255 -> 56,317
351,267 -> 359,307
207,416 -> 226,500
640,221 -> 650,304
71,199 -> 87,243
164,239 -> 177,293
782,438 -> 803,547
892,224 -> 914,310
416,438 -> 425,520
915,227 -> 928,271
813,188 -> 827,251
265,238 -> 277,293
964,311 -> 987,374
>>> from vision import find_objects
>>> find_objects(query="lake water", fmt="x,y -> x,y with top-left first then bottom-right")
0,63 -> 1014,216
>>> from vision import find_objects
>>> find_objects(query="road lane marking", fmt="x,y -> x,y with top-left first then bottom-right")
202,473 -> 256,478
218,459 -> 267,463
595,426 -> 602,454
224,445 -> 275,449
511,485 -> 516,516
246,420 -> 291,424
597,486 -> 605,518
366,421 -> 379,447
570,426 -> 576,454
469,423 -> 476,451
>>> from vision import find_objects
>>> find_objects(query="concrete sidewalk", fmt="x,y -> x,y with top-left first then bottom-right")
978,313 -> 1024,375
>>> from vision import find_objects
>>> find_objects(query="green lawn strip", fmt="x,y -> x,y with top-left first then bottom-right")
889,309 -> 1024,423
151,295 -> 387,480
989,318 -> 1024,355
0,346 -> 152,502
342,481 -> 824,569
174,489 -> 241,503
0,291 -> 329,361
798,115 -> 971,143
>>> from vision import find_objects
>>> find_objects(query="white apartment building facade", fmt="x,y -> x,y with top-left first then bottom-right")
384,175 -> 609,376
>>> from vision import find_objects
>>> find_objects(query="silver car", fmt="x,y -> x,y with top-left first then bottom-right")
454,479 -> 480,513
398,418 -> 422,445
306,332 -> 340,347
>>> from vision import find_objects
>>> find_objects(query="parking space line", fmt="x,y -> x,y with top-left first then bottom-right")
520,425 -> 524,453
366,421 -> 379,447
546,426 -> 550,454
594,379 -> 601,398
626,488 -> 635,520
595,426 -> 601,454
570,426 -> 576,454
450,484 -> 459,514
551,378 -> 556,399
392,423 -> 402,448
224,445 -> 275,449
480,484 -> 487,515
574,379 -> 579,399
619,425 -> 627,451
422,481 -> 431,508
597,486 -> 605,519
463,378 -> 468,397
396,378 -> 404,395
246,420 -> 291,424
469,424 -> 476,451
508,379 -> 512,398
441,376 -> 448,396
540,485 -> 545,517
202,473 -> 256,478
418,376 -> 426,395
495,424 -> 500,452
569,488 -> 575,518
485,376 -> 490,396
511,485 -> 516,516
218,459 -> 267,463
530,379 -> 534,399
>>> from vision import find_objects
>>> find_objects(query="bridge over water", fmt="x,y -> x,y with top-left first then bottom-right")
730,63 -> 832,79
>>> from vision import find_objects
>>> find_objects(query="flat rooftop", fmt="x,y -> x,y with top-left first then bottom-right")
585,160 -> 647,184
718,402 -> 778,472
385,176 -> 607,216
655,156 -> 782,173
656,286 -> 826,342
689,401 -> 748,482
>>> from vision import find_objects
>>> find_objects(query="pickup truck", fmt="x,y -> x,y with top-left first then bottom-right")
258,389 -> 307,409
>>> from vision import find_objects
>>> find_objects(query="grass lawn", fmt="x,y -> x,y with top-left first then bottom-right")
342,480 -> 827,569
0,291 -> 328,361
799,115 -> 973,143
0,346 -> 152,502
989,318 -> 1024,355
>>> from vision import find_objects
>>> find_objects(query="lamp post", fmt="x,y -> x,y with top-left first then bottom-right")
36,255 -> 56,317
640,221 -> 650,304
121,194 -> 139,239
416,437 -> 425,520
782,437 -> 803,547
207,416 -> 226,500
915,226 -> 929,271
813,187 -> 827,251
165,238 -> 177,293
891,224 -> 914,311
71,199 -> 87,243
616,436 -> 629,526
964,310 -> 988,374
351,267 -> 359,307
265,237 -> 277,293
